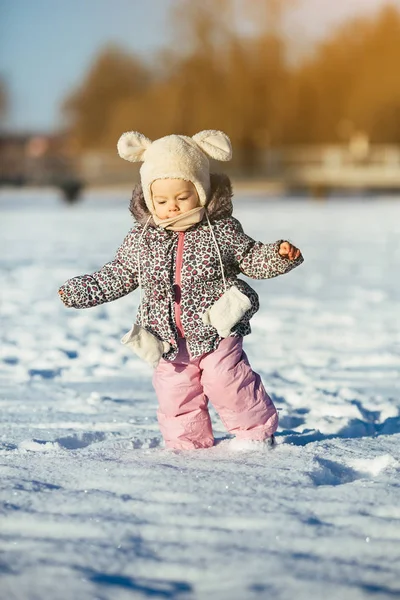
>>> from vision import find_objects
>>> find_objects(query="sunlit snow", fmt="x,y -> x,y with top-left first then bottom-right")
1,189 -> 399,600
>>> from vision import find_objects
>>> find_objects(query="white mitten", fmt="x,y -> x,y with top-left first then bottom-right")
202,287 -> 252,338
121,324 -> 170,368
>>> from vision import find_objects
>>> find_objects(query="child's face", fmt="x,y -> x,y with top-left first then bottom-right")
151,179 -> 199,220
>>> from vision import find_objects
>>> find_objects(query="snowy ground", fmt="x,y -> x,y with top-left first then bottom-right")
1,188 -> 399,600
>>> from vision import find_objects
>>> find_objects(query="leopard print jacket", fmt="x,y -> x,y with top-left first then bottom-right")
59,174 -> 304,360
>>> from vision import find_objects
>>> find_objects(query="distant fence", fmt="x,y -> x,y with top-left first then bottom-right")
271,145 -> 400,192
79,144 -> 400,191
2,137 -> 400,195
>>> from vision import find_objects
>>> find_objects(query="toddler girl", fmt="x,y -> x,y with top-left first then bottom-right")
59,130 -> 303,450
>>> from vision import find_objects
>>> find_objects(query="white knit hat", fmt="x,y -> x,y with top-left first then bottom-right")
117,130 -> 232,213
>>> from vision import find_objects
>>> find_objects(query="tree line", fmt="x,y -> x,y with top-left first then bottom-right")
63,1 -> 400,157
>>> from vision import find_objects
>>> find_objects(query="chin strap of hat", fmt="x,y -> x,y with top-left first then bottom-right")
205,211 -> 227,294
137,212 -> 227,330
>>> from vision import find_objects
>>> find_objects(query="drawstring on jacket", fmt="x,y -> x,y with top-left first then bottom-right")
205,211 -> 227,293
136,212 -> 226,317
135,211 -> 250,342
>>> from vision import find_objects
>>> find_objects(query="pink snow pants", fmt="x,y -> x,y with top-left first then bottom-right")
153,336 -> 278,450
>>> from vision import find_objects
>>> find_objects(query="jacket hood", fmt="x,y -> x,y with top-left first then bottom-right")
129,173 -> 233,226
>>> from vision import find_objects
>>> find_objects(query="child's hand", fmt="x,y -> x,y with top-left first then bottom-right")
278,241 -> 301,261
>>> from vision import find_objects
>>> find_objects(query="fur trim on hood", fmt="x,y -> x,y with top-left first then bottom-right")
129,173 -> 233,226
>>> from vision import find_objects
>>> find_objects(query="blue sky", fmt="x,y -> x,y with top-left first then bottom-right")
0,0 -> 392,133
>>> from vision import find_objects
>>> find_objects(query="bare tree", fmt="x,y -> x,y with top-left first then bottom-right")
63,45 -> 150,149
61,0 -> 400,156
280,4 -> 400,144
165,0 -> 292,169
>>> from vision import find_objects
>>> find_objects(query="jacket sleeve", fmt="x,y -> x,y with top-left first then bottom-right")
58,228 -> 140,308
225,217 -> 304,280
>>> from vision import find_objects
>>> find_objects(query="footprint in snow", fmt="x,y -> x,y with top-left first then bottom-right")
309,454 -> 398,486
18,432 -> 107,452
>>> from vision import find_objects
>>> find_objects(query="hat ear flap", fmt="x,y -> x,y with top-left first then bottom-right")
192,130 -> 232,161
117,131 -> 152,162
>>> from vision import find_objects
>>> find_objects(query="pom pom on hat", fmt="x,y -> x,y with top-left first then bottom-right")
116,130 -> 232,213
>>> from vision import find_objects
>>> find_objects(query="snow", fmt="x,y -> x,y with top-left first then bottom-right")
1,188 -> 400,600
